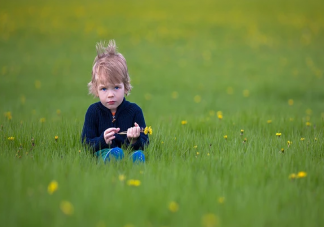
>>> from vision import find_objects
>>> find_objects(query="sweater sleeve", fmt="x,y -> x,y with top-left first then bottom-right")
81,105 -> 109,152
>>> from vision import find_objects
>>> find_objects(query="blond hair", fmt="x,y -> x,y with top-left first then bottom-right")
88,40 -> 132,96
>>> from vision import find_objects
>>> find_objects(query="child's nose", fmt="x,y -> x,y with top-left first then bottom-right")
108,90 -> 114,97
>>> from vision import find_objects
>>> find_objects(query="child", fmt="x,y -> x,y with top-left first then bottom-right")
81,40 -> 149,163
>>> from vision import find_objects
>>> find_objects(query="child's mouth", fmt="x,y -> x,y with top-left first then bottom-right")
108,101 -> 115,105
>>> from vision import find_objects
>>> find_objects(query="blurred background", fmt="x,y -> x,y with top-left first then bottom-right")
1,0 -> 323,124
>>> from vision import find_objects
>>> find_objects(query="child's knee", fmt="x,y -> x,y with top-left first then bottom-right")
104,147 -> 124,162
131,150 -> 145,163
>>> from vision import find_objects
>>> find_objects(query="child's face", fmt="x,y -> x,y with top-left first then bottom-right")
97,81 -> 126,113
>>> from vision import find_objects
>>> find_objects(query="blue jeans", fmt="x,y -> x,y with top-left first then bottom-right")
95,147 -> 145,163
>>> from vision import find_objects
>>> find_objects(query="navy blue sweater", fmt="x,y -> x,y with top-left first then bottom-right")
81,98 -> 149,153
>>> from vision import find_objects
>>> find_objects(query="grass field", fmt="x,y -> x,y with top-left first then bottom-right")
1,0 -> 324,226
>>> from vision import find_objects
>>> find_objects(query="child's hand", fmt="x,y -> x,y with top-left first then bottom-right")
104,127 -> 120,145
127,123 -> 140,144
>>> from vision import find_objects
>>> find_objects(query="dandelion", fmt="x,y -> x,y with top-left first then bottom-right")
56,109 -> 61,115
217,114 -> 223,120
194,95 -> 201,103
281,148 -> 284,153
171,91 -> 178,99
143,126 -> 153,135
118,126 -> 152,135
267,120 -> 272,124
202,213 -> 218,227
226,86 -> 234,95
47,180 -> 58,195
194,145 -> 198,149
300,138 -> 305,141
287,141 -> 292,147
168,201 -> 179,212
118,174 -> 125,181
297,171 -> 307,178
306,108 -> 312,115
306,122 -> 311,126
218,197 -> 225,204
196,152 -> 199,155
127,179 -> 141,186
275,133 -> 281,137
4,111 -> 12,120
7,137 -> 14,141
60,201 -> 74,215
315,138 -> 317,141
224,135 -> 227,140
243,138 -> 247,143
243,89 -> 249,97
289,173 -> 296,179
240,129 -> 244,136
35,80 -> 41,89
288,99 -> 294,106
39,118 -> 46,123
54,136 -> 58,141
181,120 -> 187,125
207,153 -> 210,156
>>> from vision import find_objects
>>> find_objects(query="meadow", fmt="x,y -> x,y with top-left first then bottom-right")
0,0 -> 323,226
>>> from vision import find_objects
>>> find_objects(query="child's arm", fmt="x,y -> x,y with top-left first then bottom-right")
81,105 -> 111,152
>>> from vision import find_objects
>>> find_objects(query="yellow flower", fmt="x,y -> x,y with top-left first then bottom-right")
60,201 -> 74,215
240,129 -> 244,135
226,86 -> 234,95
297,171 -> 307,178
196,152 -> 199,155
7,137 -> 15,141
289,173 -> 296,179
217,114 -> 223,120
56,109 -> 61,115
35,80 -> 41,89
194,145 -> 198,149
224,135 -> 227,140
207,153 -> 210,156
181,120 -> 187,125
287,141 -> 292,146
39,118 -> 46,123
171,91 -> 178,99
143,126 -> 152,135
306,122 -> 311,126
47,180 -> 58,195
243,138 -> 247,143
267,120 -> 272,124
54,136 -> 58,141
218,197 -> 225,204
243,89 -> 250,97
4,111 -> 12,120
194,95 -> 201,103
276,133 -> 281,137
300,138 -> 305,141
288,99 -> 294,106
118,174 -> 125,181
315,138 -> 317,141
202,213 -> 218,227
168,201 -> 179,212
127,179 -> 141,186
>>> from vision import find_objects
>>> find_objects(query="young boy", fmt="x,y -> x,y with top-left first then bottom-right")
81,40 -> 148,163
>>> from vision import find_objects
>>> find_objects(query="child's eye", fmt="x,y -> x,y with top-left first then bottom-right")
114,86 -> 120,90
101,88 -> 107,91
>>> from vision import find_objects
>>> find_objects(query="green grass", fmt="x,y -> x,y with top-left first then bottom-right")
1,0 -> 324,226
